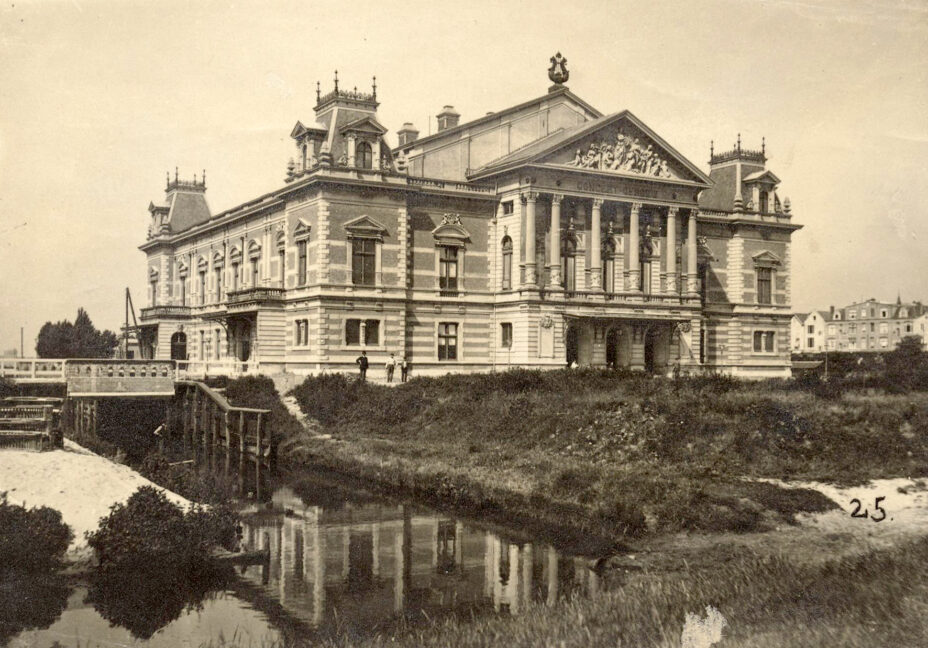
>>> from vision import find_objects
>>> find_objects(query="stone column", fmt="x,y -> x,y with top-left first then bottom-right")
523,192 -> 537,287
589,199 -> 603,291
628,202 -> 641,292
346,135 -> 356,167
666,207 -> 678,293
687,210 -> 699,295
549,194 -> 563,287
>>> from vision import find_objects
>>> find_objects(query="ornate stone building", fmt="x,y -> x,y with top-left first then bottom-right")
138,57 -> 800,378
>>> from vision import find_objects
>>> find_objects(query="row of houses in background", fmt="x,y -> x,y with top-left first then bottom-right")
791,297 -> 928,353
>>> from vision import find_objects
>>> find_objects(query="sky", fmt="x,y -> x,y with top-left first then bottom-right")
1,0 -> 926,353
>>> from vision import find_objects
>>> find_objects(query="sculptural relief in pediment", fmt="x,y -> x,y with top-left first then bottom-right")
552,126 -> 681,179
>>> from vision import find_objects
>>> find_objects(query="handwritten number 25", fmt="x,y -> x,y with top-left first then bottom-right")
850,496 -> 886,522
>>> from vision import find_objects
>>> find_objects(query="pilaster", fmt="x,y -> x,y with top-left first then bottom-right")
726,234 -> 744,303
317,199 -> 330,284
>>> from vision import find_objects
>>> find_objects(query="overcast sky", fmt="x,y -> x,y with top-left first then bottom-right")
1,0 -> 926,353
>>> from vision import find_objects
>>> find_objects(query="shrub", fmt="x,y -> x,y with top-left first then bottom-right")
224,375 -> 304,443
86,486 -> 239,570
0,493 -> 73,574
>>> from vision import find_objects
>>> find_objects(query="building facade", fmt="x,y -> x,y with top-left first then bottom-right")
819,298 -> 928,352
138,59 -> 801,379
791,311 -> 828,353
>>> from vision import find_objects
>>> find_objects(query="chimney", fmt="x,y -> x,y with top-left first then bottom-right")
437,105 -> 460,132
830,305 -> 835,318
397,122 -> 419,146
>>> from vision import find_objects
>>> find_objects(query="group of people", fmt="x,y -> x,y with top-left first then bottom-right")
355,351 -> 409,383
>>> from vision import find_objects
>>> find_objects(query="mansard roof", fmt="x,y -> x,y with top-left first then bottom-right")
467,110 -> 712,186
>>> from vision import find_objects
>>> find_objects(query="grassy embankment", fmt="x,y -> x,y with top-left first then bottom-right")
272,369 -> 928,549
315,535 -> 928,648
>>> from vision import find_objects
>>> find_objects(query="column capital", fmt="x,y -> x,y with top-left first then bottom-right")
551,193 -> 564,205
592,198 -> 604,209
521,191 -> 539,203
630,202 -> 643,214
667,206 -> 679,216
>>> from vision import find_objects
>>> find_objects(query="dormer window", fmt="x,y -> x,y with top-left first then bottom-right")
357,142 -> 373,169
759,190 -> 769,214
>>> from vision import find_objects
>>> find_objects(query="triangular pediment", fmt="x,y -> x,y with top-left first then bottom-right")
743,169 -> 781,185
290,121 -> 307,139
340,116 -> 388,136
294,218 -> 312,239
752,250 -> 781,266
539,113 -> 709,183
344,215 -> 388,239
470,112 -> 710,185
431,213 -> 470,246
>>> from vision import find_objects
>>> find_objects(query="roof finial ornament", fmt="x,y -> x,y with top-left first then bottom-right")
175,166 -> 179,183
737,133 -> 741,153
316,81 -> 321,102
166,171 -> 170,189
333,70 -> 339,93
548,52 -> 569,85
202,169 -> 206,186
372,75 -> 377,100
710,140 -> 714,158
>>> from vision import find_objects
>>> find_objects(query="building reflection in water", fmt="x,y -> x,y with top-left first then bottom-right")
236,485 -> 601,635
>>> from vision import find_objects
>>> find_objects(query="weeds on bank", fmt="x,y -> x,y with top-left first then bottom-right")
287,368 -> 927,536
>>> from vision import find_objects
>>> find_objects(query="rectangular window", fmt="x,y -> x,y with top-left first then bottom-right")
807,337 -> 814,348
231,263 -> 240,291
502,201 -> 514,215
215,267 -> 223,301
828,324 -> 836,334
438,322 -> 458,361
297,241 -> 307,286
439,246 -> 459,294
251,259 -> 260,287
849,311 -> 856,320
756,267 -> 772,304
870,323 -> 875,332
880,337 -> 888,348
807,324 -> 814,334
214,329 -> 221,360
346,319 -> 361,345
199,272 -> 206,305
849,323 -> 856,332
293,319 -> 309,346
500,323 -> 513,348
364,319 -> 380,345
352,239 -> 376,286
502,249 -> 512,290
753,330 -> 775,353
881,310 -> 888,318
279,249 -> 286,285
880,323 -> 888,334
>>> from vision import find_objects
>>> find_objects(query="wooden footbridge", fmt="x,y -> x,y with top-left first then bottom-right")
1,358 -> 274,466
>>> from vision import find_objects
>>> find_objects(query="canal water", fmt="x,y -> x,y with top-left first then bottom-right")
7,470 -> 606,647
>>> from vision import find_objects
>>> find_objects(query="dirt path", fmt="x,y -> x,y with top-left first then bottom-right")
0,440 -> 190,560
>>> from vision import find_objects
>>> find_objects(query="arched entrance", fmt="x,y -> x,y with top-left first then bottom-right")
170,332 -> 187,360
605,328 -> 620,369
565,325 -> 579,367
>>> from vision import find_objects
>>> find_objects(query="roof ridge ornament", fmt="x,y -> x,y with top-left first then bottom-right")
548,52 -> 569,85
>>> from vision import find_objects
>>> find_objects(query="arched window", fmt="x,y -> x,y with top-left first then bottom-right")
501,236 -> 513,290
562,236 -> 577,292
357,142 -> 373,169
170,332 -> 187,361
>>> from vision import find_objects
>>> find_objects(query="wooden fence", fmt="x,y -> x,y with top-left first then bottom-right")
174,380 -> 274,468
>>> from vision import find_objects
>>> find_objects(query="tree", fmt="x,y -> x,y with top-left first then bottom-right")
884,335 -> 928,392
35,308 -> 118,358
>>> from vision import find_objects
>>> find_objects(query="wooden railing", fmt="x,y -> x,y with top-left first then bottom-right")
175,380 -> 274,466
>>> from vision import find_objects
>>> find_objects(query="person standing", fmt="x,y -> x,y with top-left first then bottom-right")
386,352 -> 396,383
400,355 -> 409,382
356,350 -> 369,382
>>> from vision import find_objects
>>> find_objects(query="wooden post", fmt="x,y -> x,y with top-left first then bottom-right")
237,410 -> 246,496
223,410 -> 231,475
255,412 -> 264,464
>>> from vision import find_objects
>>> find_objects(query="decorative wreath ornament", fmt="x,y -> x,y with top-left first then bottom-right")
540,315 -> 554,328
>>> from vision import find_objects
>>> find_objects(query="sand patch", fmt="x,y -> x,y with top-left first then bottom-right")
0,439 -> 190,559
